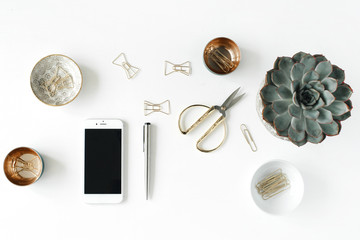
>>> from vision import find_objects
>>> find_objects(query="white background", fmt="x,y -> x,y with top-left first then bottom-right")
0,0 -> 359,239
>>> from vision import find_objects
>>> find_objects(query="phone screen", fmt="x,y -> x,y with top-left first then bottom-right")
85,129 -> 121,194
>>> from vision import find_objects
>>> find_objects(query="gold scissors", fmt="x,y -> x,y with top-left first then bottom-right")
178,87 -> 245,152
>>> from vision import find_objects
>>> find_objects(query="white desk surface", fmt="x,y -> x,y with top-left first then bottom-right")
1,0 -> 359,239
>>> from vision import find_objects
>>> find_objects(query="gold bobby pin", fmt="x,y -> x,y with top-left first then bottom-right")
256,169 -> 290,200
144,100 -> 171,116
240,124 -> 257,152
165,61 -> 191,76
208,44 -> 234,73
112,53 -> 140,79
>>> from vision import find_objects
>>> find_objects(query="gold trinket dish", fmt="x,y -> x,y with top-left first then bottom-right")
203,37 -> 241,74
30,54 -> 83,106
4,147 -> 44,186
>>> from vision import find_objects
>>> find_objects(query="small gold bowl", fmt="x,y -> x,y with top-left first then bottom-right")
203,37 -> 241,75
30,54 -> 83,106
4,147 -> 44,186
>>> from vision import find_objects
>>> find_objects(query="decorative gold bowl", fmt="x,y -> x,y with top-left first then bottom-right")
30,54 -> 83,106
4,147 -> 44,186
203,37 -> 241,74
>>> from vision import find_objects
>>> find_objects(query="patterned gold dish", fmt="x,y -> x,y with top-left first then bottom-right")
203,37 -> 241,74
30,54 -> 82,106
4,147 -> 44,186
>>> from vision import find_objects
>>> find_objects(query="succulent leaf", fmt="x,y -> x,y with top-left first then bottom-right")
260,85 -> 281,102
277,86 -> 293,99
303,109 -> 320,120
321,121 -> 340,136
315,61 -> 332,80
263,105 -> 277,123
312,98 -> 325,110
272,100 -> 291,114
300,54 -> 316,72
292,52 -> 307,62
288,127 -> 306,142
314,54 -> 328,64
333,84 -> 353,101
266,70 -> 274,85
274,112 -> 291,131
290,63 -> 305,81
321,77 -> 338,93
309,81 -> 325,92
317,108 -> 333,124
333,111 -> 351,121
329,65 -> 345,85
289,104 -> 301,118
321,90 -> 335,106
272,70 -> 291,89
291,80 -> 301,93
302,70 -> 319,84
305,118 -> 322,137
291,116 -> 305,132
292,92 -> 300,107
273,57 -> 281,69
325,100 -> 349,116
279,57 -> 294,77
292,138 -> 307,147
276,128 -> 289,137
307,133 -> 325,144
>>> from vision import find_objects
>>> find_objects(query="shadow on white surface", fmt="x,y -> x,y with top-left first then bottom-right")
76,65 -> 99,105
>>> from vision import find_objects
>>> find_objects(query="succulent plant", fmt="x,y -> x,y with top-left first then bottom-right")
260,52 -> 353,146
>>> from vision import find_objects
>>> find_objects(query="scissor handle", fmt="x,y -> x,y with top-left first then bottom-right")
178,104 -> 227,153
196,115 -> 226,152
178,105 -> 215,134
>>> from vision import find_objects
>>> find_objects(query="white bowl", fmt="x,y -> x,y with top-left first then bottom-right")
251,160 -> 304,215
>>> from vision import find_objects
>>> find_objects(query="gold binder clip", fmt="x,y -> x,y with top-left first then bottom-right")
208,44 -> 234,73
144,100 -> 171,116
112,53 -> 140,79
240,124 -> 257,152
165,61 -> 191,76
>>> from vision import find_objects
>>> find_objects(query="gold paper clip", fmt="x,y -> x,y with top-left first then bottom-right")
208,45 -> 234,73
165,61 -> 191,76
240,124 -> 257,152
44,66 -> 74,97
12,156 -> 40,177
144,100 -> 171,116
256,169 -> 290,200
112,53 -> 140,79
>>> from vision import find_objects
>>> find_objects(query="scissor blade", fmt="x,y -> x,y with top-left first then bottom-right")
226,93 -> 245,109
221,87 -> 241,110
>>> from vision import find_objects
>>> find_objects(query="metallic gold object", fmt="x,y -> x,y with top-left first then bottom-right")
144,100 -> 170,116
30,54 -> 83,106
178,87 -> 244,152
4,147 -> 44,186
178,104 -> 227,152
112,53 -> 139,79
165,61 -> 191,76
256,169 -> 290,200
203,37 -> 240,74
240,124 -> 257,152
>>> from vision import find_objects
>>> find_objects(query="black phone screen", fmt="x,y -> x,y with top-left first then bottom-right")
85,129 -> 121,194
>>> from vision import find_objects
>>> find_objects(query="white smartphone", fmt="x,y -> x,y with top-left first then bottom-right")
84,119 -> 123,203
